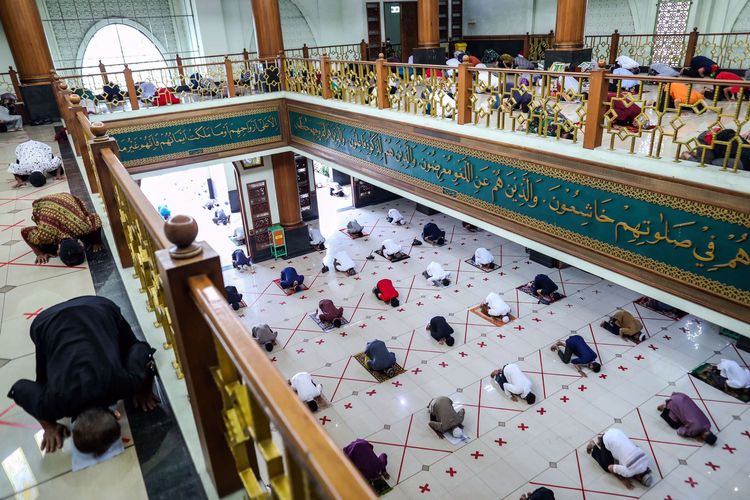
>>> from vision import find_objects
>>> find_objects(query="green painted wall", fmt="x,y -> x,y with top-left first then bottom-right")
290,110 -> 750,303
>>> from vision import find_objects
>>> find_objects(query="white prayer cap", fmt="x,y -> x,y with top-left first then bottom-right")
452,427 -> 463,438
502,315 -> 510,323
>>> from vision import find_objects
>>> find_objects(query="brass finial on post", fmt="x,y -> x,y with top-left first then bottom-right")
164,215 -> 202,259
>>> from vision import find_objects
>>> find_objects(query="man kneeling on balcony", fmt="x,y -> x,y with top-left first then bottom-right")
289,372 -> 322,412
343,439 -> 389,482
252,323 -> 278,352
373,278 -> 399,307
422,222 -> 445,246
318,299 -> 345,328
365,339 -> 398,377
657,392 -> 717,445
550,335 -> 601,377
22,193 -> 103,266
423,261 -> 450,287
279,266 -> 305,292
8,296 -> 157,455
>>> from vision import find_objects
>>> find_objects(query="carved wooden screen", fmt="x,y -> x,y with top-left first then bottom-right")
652,0 -> 692,66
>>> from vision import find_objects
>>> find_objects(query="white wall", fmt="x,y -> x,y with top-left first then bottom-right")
0,23 -> 14,70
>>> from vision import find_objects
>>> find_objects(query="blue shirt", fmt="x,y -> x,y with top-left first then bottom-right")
690,56 -> 716,73
365,340 -> 396,371
566,335 -> 597,365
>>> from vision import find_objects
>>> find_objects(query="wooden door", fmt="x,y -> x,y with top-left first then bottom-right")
400,1 -> 418,62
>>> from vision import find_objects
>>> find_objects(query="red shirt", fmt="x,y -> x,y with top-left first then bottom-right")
715,71 -> 742,94
154,88 -> 180,106
376,279 -> 398,302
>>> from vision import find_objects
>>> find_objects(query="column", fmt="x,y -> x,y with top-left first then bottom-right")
271,153 -> 302,229
412,0 -> 443,65
251,0 -> 284,58
544,0 -> 592,69
0,0 -> 59,120
417,0 -> 439,48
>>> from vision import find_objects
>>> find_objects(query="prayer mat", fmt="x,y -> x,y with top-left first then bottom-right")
516,283 -> 566,305
371,478 -> 392,496
273,279 -> 309,296
469,305 -> 517,327
309,312 -> 349,332
464,257 -> 500,273
374,248 -> 410,262
690,362 -> 750,403
634,296 -> 688,321
353,352 -> 406,382
339,228 -> 368,239
313,394 -> 332,411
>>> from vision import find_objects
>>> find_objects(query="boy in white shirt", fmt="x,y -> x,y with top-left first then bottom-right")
288,372 -> 323,412
423,261 -> 450,286
491,363 -> 535,404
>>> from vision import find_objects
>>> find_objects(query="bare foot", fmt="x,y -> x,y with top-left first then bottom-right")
12,181 -> 26,189
657,403 -> 666,412
586,441 -> 595,454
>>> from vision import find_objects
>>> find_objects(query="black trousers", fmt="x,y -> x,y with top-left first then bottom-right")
601,319 -> 621,336
558,345 -> 573,364
661,409 -> 680,429
591,438 -> 615,472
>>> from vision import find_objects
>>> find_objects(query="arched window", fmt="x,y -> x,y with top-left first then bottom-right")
81,23 -> 167,74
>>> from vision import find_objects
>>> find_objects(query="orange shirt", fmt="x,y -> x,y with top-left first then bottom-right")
669,83 -> 704,105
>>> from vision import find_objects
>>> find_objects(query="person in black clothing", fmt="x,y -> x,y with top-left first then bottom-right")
426,316 -> 455,346
7,296 -> 157,455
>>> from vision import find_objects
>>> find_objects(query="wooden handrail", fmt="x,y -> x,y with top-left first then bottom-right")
100,148 -> 170,249
188,274 -> 375,500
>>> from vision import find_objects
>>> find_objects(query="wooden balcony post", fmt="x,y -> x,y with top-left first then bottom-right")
155,238 -> 242,498
320,54 -> 332,99
66,94 -> 84,157
176,54 -> 186,85
224,57 -> 237,97
609,30 -> 620,65
523,32 -> 530,59
98,60 -> 108,87
457,56 -> 472,125
302,43 -> 310,59
685,27 -> 699,67
583,69 -> 608,150
88,123 -> 132,268
8,66 -> 21,99
360,39 -> 368,61
375,53 -> 390,110
123,65 -> 139,111
278,51 -> 287,91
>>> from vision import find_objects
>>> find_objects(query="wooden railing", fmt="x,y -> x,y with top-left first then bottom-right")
68,117 -> 374,499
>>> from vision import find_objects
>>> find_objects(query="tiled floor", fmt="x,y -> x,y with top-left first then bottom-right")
0,126 -> 148,499
223,196 -> 750,499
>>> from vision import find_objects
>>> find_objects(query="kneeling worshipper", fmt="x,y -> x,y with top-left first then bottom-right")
587,428 -> 654,489
334,251 -> 357,276
309,226 -> 326,250
347,219 -> 365,237
252,323 -> 278,352
473,247 -> 495,269
21,193 -> 103,266
423,261 -> 450,287
491,363 -> 536,404
318,299 -> 345,328
481,292 -> 511,322
373,278 -> 399,307
381,238 -> 404,259
615,55 -> 641,72
330,182 -> 345,197
705,71 -> 746,100
387,208 -> 405,225
225,286 -> 246,311
610,67 -> 641,93
232,248 -> 252,271
343,439 -> 389,481
600,310 -> 645,342
280,266 -> 305,291
665,82 -> 706,110
8,140 -> 64,188
605,92 -> 644,128
657,392 -> 717,444
532,274 -> 558,297
717,358 -> 750,391
422,222 -> 446,245
550,335 -> 601,376
365,339 -> 398,377
427,396 -> 465,436
520,487 -> 556,500
684,55 -> 718,78
8,296 -> 157,455
289,372 -> 322,412
649,62 -> 680,77
426,316 -> 455,346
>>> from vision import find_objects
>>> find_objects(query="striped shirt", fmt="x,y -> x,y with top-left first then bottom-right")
21,194 -> 101,246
